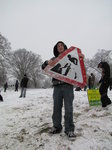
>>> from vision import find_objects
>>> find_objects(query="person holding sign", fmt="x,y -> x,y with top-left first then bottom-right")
98,62 -> 111,107
42,41 -> 84,139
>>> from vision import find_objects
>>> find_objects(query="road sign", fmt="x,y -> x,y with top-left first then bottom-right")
44,46 -> 87,88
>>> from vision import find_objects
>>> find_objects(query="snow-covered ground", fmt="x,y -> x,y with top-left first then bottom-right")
0,88 -> 112,150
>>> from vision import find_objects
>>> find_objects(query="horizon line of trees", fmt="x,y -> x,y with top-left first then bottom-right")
0,32 -> 112,89
0,32 -> 49,88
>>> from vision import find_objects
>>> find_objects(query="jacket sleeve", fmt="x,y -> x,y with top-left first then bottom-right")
42,57 -> 56,70
42,61 -> 48,70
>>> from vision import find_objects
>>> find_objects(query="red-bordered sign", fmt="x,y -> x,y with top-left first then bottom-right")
44,46 -> 87,88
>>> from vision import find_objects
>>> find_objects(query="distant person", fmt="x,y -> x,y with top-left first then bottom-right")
90,73 -> 95,89
15,80 -> 19,91
98,62 -> 111,107
4,82 -> 8,92
19,74 -> 29,98
88,73 -> 95,89
0,92 -> 3,102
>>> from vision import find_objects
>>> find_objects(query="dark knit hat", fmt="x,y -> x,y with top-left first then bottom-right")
53,41 -> 67,57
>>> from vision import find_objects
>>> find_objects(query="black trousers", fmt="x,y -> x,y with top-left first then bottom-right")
99,81 -> 111,107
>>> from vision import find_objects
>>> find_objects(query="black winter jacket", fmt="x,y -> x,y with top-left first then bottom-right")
20,76 -> 29,88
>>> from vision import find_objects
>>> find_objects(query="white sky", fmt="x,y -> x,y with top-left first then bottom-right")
0,0 -> 112,60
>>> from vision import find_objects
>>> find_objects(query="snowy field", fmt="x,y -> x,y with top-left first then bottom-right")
0,88 -> 112,150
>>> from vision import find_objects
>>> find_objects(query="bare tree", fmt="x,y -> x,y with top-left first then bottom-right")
85,49 -> 112,86
10,49 -> 43,87
0,33 -> 11,85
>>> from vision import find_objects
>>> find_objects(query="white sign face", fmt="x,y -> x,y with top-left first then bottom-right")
44,47 -> 87,88
50,48 -> 83,83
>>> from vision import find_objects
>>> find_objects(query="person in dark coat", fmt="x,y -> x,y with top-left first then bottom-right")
42,41 -> 84,139
0,92 -> 3,102
98,62 -> 111,107
15,80 -> 19,91
19,74 -> 29,98
4,82 -> 8,92
88,73 -> 95,89
90,73 -> 95,89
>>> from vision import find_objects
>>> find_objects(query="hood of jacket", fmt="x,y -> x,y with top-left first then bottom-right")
53,41 -> 67,57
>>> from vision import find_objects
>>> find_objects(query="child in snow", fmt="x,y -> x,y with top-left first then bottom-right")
42,41 -> 84,139
98,61 -> 111,107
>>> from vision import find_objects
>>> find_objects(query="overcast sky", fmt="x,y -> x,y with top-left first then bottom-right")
0,0 -> 112,60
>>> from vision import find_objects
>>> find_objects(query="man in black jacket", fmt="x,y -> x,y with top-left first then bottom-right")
19,74 -> 29,98
42,41 -> 84,139
98,62 -> 111,107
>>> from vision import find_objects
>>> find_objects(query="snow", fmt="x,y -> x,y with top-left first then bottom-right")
0,88 -> 112,150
